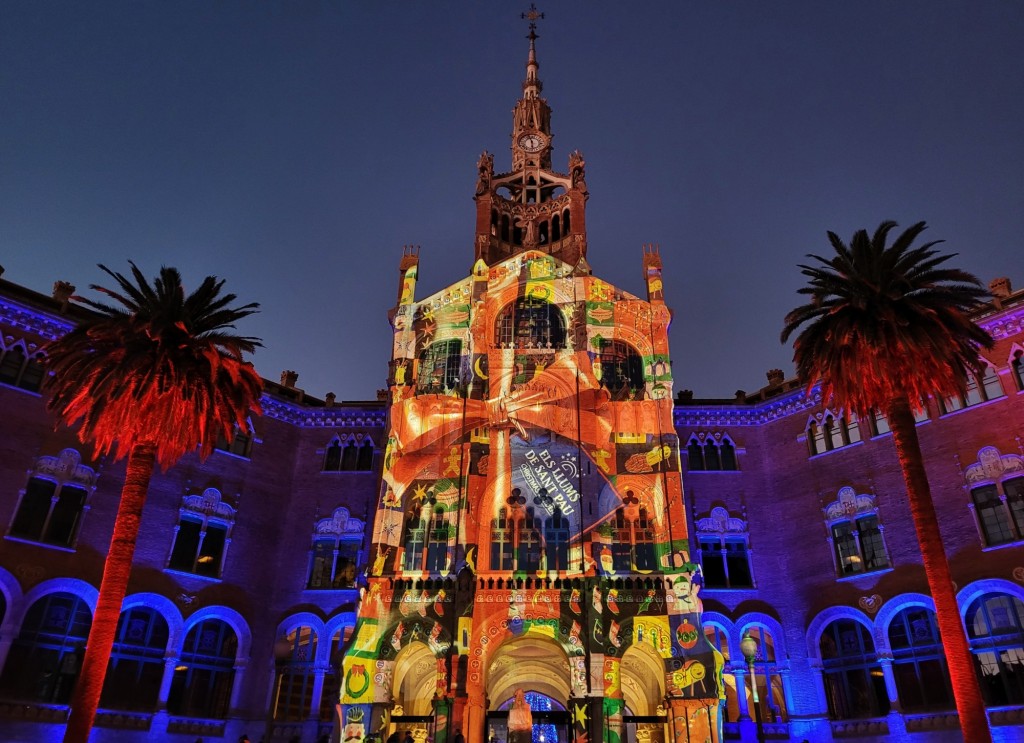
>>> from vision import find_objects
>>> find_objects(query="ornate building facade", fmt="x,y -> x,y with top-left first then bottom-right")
0,16 -> 1022,743
340,20 -> 719,743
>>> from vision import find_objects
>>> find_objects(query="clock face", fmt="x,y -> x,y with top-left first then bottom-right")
518,133 -> 546,153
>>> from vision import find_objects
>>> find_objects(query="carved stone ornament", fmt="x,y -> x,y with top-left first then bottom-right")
858,594 -> 883,614
1013,566 -> 1024,584
964,446 -> 1024,484
824,487 -> 876,523
316,506 -> 365,536
696,506 -> 746,535
181,487 -> 235,520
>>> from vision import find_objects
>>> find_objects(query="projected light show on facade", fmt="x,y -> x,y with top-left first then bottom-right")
341,12 -> 721,743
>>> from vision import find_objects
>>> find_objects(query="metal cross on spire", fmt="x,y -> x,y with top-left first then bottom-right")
521,3 -> 544,36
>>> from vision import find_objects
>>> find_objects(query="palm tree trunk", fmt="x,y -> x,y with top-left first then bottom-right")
63,442 -> 156,743
886,396 -> 991,742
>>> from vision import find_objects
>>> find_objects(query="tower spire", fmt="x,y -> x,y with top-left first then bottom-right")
521,4 -> 544,99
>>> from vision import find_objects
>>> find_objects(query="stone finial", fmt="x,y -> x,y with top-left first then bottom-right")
52,281 -> 76,302
325,392 -> 336,409
990,277 -> 1012,299
280,370 -> 299,388
676,389 -> 694,403
766,369 -> 785,387
0,265 -> 5,278
734,389 -> 746,402
376,389 -> 388,401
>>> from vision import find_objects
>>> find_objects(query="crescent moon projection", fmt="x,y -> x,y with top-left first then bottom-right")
474,356 -> 488,380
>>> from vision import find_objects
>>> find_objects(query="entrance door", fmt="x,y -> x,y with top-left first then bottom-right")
486,709 -> 571,743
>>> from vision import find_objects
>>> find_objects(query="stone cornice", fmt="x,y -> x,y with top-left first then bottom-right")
979,305 -> 1024,341
260,395 -> 387,429
0,296 -> 75,342
674,387 -> 821,428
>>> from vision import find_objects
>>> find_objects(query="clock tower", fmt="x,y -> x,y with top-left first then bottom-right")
474,8 -> 589,268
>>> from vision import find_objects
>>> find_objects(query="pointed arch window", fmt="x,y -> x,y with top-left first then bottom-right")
491,508 -> 515,570
1011,349 -> 1024,392
496,298 -> 566,349
100,606 -> 170,711
941,363 -> 1005,413
425,509 -> 451,572
544,507 -> 570,571
167,488 -> 235,579
9,448 -> 97,548
887,606 -> 953,711
806,411 -> 860,456
819,618 -> 889,719
607,506 -> 657,574
403,511 -> 427,571
0,592 -> 91,703
686,434 -> 740,471
215,421 -> 254,458
168,619 -> 237,719
518,508 -> 543,572
0,344 -> 46,392
696,507 -> 753,589
323,436 -> 375,472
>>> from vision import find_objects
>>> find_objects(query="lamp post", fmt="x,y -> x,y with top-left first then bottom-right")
740,633 -> 766,743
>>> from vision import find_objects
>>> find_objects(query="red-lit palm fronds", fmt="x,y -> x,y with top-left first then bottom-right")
45,263 -> 263,743
782,221 -> 993,742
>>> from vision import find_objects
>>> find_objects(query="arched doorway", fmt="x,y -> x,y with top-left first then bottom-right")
390,640 -> 440,741
485,635 -> 571,743
620,643 -> 668,743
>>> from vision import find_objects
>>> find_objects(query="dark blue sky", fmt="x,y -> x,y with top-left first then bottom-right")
3,2 -> 1022,400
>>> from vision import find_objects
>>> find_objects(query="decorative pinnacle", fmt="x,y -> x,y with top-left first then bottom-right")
522,3 -> 545,35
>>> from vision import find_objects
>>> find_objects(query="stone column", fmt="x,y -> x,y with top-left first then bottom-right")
466,692 -> 487,743
732,667 -> 750,721
156,655 -> 179,710
229,657 -> 248,715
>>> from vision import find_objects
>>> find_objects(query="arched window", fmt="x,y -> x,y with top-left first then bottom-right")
403,511 -> 427,571
807,411 -> 860,455
740,625 -> 788,723
418,339 -> 463,392
544,507 -> 569,571
496,298 -> 566,349
607,507 -> 657,574
0,345 -> 45,392
167,488 -> 235,579
273,625 -> 317,721
685,434 -> 739,472
942,363 -> 1005,412
425,509 -> 450,572
168,619 -> 237,719
340,440 -> 359,470
0,592 -> 91,703
518,508 -> 543,572
357,439 -> 374,471
562,208 -> 571,235
597,340 -> 644,396
966,592 -> 1024,706
490,508 -> 515,570
823,487 -> 889,577
819,619 -> 889,719
214,421 -> 254,458
501,214 -> 510,243
887,606 -> 953,711
551,214 -> 561,242
696,507 -> 753,589
1012,350 -> 1024,392
10,448 -> 97,548
308,507 -> 364,589
323,440 -> 343,471
100,606 -> 170,711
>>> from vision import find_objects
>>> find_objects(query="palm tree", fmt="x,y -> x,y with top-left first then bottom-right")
44,263 -> 263,743
781,221 -> 993,741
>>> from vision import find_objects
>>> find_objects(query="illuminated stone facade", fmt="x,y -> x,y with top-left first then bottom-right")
0,19 -> 1023,743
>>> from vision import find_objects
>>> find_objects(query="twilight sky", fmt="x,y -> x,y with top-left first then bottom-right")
2,2 -> 1022,401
